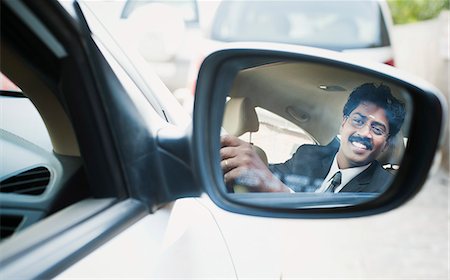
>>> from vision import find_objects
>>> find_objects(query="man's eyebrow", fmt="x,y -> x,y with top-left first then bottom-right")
353,112 -> 367,119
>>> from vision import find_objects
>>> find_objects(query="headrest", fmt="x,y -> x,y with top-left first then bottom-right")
223,98 -> 259,137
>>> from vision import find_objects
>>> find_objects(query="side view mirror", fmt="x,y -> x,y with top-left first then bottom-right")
192,44 -> 447,218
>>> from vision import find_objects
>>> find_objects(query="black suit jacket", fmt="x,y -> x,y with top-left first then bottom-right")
269,138 -> 393,193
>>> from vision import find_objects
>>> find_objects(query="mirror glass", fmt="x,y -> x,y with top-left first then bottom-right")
219,60 -> 412,208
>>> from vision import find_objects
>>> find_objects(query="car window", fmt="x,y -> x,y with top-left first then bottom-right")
76,0 -> 191,127
0,73 -> 52,152
240,107 -> 316,164
211,1 -> 390,50
0,73 -> 56,239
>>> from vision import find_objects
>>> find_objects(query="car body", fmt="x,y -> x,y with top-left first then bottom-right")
0,0 -> 447,279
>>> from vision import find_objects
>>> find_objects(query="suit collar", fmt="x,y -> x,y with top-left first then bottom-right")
320,137 -> 340,176
340,161 -> 380,192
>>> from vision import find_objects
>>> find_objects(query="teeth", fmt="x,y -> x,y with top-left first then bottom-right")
352,141 -> 367,149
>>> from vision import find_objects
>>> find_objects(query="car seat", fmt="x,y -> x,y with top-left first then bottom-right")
222,97 -> 268,165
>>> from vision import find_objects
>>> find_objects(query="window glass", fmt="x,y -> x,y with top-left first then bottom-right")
0,73 -> 52,152
240,107 -> 316,164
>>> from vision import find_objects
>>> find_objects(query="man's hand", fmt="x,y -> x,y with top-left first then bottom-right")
220,135 -> 291,193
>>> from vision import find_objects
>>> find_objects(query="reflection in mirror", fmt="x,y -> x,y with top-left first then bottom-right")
219,61 -> 412,208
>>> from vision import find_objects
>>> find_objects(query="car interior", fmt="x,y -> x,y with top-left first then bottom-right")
0,36 -> 91,240
0,0 -> 126,243
221,61 -> 408,174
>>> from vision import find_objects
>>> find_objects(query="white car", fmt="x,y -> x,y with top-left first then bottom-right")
207,0 -> 396,66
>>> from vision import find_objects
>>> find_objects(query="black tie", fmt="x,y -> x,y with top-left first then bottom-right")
326,171 -> 342,193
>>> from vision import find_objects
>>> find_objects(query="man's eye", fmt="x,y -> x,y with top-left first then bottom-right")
352,118 -> 364,126
372,126 -> 385,135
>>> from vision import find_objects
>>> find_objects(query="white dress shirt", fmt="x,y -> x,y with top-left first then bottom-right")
315,155 -> 371,193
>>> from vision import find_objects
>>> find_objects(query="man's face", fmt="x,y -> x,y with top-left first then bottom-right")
337,102 -> 389,169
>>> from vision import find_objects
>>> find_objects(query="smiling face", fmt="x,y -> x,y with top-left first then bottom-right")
337,102 -> 390,169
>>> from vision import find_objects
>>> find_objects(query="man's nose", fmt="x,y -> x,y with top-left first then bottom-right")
358,123 -> 373,137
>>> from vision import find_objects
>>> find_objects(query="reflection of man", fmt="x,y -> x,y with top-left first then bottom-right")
220,83 -> 406,193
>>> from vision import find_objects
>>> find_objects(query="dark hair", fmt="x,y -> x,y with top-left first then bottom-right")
343,83 -> 406,139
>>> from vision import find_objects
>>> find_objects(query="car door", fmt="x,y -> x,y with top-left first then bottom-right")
0,0 -> 236,278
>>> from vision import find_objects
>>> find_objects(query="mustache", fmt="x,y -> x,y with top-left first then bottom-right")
348,135 -> 373,150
